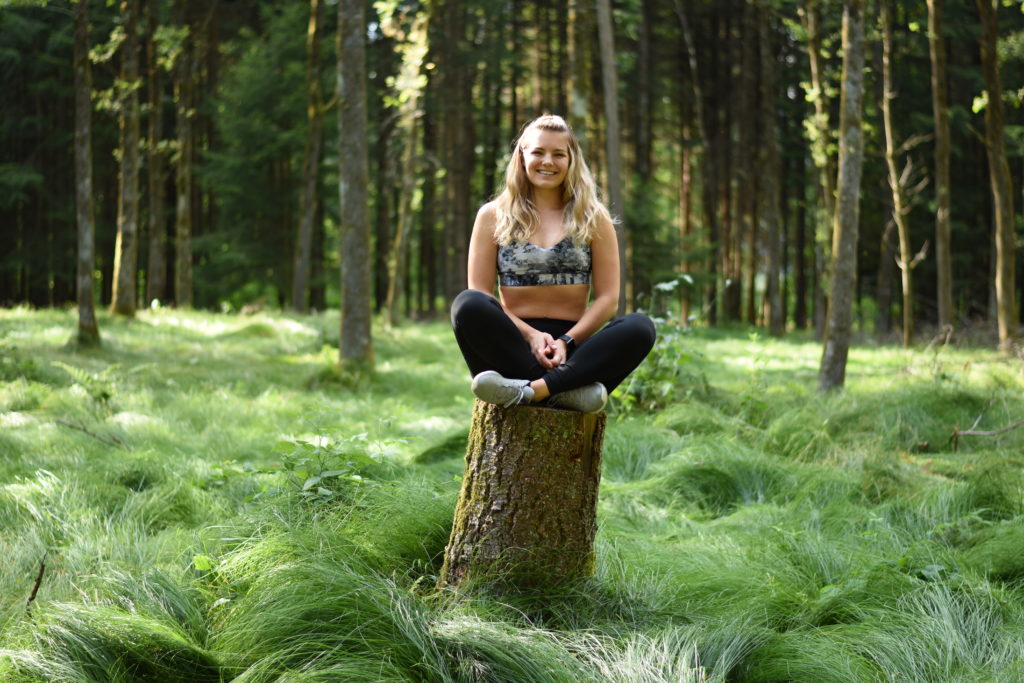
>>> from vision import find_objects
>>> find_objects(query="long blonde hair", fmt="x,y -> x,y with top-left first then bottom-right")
492,114 -> 611,247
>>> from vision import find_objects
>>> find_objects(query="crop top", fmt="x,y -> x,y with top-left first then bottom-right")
496,236 -> 592,287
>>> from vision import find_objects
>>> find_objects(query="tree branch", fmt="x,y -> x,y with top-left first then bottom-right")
55,419 -> 125,448
951,412 -> 1024,451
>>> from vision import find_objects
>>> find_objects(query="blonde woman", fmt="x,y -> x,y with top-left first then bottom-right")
451,114 -> 655,413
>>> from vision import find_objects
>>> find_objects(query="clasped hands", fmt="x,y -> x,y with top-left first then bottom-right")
527,330 -> 568,370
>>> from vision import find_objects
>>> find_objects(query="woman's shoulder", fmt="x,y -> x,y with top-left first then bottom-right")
477,200 -> 499,220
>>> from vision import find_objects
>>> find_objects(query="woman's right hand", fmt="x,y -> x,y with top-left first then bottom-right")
527,330 -> 559,369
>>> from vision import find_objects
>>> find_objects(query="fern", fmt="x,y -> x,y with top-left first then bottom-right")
51,361 -> 116,407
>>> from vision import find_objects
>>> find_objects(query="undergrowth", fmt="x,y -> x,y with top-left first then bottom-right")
0,307 -> 1022,681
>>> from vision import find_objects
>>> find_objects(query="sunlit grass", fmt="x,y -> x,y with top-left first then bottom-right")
1,308 -> 1023,681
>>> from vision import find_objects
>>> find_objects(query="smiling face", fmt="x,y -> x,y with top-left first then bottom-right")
520,128 -> 571,192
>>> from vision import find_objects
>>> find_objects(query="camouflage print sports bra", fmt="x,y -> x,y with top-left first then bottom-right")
497,237 -> 592,287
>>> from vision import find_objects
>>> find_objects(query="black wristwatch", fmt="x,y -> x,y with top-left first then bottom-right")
557,334 -> 576,351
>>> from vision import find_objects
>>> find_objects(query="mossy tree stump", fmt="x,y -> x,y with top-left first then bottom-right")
438,400 -> 606,589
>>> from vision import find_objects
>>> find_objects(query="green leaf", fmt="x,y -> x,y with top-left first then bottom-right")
193,554 -> 215,571
302,476 -> 321,491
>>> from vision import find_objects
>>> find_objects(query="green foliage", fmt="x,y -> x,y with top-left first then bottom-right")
197,3 -> 311,309
613,319 -> 709,413
273,433 -> 388,502
51,361 -> 116,410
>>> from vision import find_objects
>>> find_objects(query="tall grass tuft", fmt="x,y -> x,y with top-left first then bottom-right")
8,603 -> 219,683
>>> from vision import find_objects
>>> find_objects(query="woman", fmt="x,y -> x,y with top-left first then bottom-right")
451,114 -> 655,413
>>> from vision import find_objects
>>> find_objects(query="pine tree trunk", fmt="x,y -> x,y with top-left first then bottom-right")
173,0 -> 194,308
111,0 -> 141,316
74,0 -> 100,346
596,0 -> 626,314
881,0 -> 914,347
801,0 -> 834,340
976,0 -> 1018,354
338,0 -> 373,367
758,0 -> 784,336
927,0 -> 954,331
818,0 -> 866,393
145,0 -> 166,308
292,0 -> 324,313
384,13 -> 427,327
439,401 -> 607,589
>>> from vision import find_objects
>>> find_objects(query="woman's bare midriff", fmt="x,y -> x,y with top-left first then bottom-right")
499,283 -> 590,321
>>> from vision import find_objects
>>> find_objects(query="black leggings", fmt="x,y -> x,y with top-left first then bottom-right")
450,289 -> 656,395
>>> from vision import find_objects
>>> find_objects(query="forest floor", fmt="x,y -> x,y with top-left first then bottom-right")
1,307 -> 1023,682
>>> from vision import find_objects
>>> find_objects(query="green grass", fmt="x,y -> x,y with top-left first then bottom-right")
1,306 -> 1023,681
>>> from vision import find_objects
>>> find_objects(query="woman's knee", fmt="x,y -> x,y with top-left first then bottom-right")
623,313 -> 657,350
451,289 -> 497,326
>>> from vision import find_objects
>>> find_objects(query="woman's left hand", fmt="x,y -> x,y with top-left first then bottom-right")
545,339 -> 568,368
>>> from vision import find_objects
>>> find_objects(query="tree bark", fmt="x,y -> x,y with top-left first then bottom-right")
145,0 -> 167,308
758,0 -> 784,336
384,13 -> 428,327
173,0 -> 194,308
800,0 -> 834,340
976,0 -> 1018,354
338,0 -> 373,367
881,0 -> 915,347
439,401 -> 606,589
292,0 -> 324,313
596,0 -> 626,314
927,0 -> 954,331
818,0 -> 866,393
74,0 -> 100,346
674,0 -> 718,326
111,0 -> 142,316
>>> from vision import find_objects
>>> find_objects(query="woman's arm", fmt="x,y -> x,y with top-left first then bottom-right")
547,214 -> 620,365
467,203 -> 561,369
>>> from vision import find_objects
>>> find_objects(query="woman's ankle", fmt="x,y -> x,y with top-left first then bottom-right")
529,379 -> 550,402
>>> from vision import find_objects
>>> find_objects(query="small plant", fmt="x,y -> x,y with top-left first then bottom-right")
0,341 -> 39,381
613,317 -> 707,413
52,361 -> 117,410
273,433 -> 386,502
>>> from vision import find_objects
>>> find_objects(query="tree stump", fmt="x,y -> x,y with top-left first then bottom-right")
438,400 -> 606,589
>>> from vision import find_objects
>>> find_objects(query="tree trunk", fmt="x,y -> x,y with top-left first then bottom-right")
420,95 -> 438,318
881,0 -> 915,347
801,0 -> 834,340
384,13 -> 428,327
596,0 -> 626,314
338,0 -> 373,367
173,0 -> 194,308
292,0 -> 324,313
111,0 -> 142,316
819,0 -> 866,393
438,401 -> 606,589
758,0 -> 784,336
145,0 -> 167,308
674,0 -> 717,326
976,0 -> 1018,354
927,0 -> 954,331
74,0 -> 100,346
794,157 -> 808,329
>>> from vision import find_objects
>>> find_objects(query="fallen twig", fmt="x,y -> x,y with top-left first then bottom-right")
25,558 -> 45,617
55,419 -> 125,448
951,414 -> 1024,451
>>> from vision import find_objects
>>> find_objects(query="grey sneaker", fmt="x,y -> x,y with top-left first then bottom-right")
547,382 -> 608,413
472,371 -> 535,407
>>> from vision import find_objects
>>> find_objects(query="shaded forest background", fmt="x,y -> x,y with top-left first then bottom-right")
3,0 -> 1024,342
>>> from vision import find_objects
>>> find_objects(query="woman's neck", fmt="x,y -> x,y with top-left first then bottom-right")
531,187 -> 564,212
